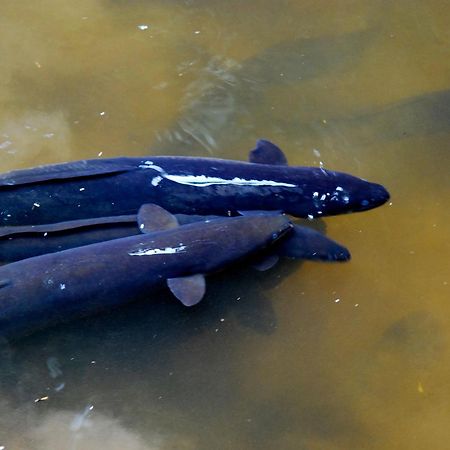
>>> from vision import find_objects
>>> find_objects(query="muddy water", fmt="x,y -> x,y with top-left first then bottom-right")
0,0 -> 449,449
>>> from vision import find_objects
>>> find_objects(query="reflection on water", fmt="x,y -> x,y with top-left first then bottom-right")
153,28 -> 377,154
0,0 -> 449,449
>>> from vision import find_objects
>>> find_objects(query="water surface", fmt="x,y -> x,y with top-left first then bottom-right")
0,1 -> 449,449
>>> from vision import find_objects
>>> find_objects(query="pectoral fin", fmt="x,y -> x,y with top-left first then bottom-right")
252,254 -> 280,271
0,279 -> 11,288
167,274 -> 206,306
248,140 -> 288,166
137,204 -> 179,233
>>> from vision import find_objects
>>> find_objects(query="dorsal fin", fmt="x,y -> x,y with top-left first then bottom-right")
0,215 -> 136,238
137,204 -> 179,233
248,140 -> 288,166
0,158 -> 140,187
167,274 -> 206,306
175,214 -> 223,225
238,210 -> 283,217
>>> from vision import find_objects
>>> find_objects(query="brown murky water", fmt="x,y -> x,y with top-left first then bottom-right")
0,0 -> 449,449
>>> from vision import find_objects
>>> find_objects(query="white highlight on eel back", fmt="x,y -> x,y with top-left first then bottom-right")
139,161 -> 297,188
128,245 -> 187,256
